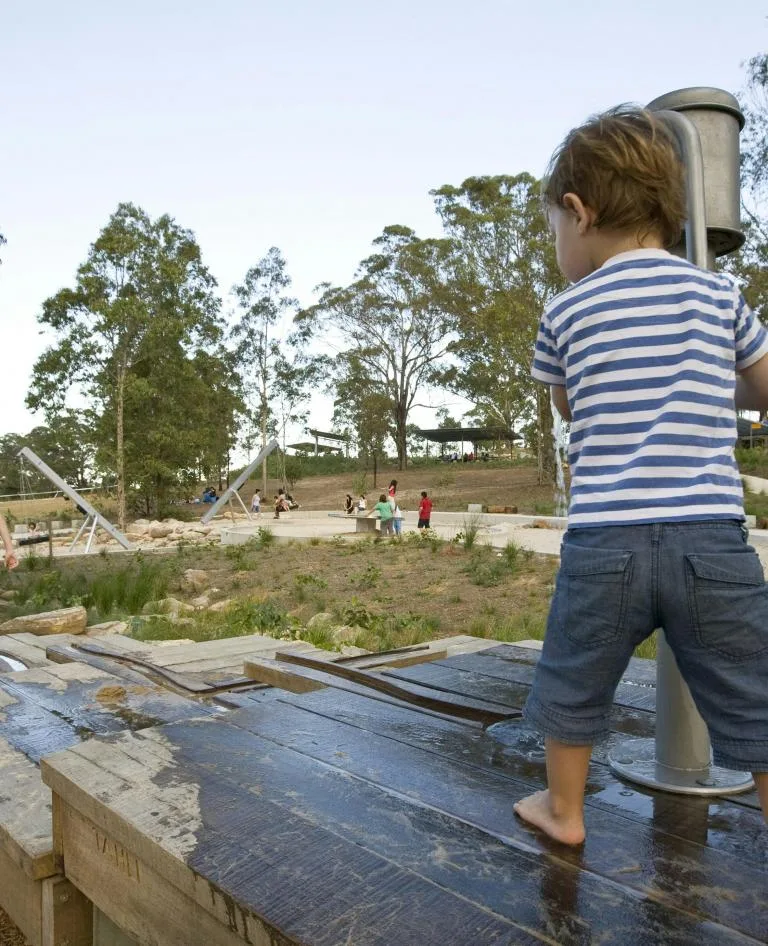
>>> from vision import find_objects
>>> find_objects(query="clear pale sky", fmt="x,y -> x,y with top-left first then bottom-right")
1,0 -> 765,442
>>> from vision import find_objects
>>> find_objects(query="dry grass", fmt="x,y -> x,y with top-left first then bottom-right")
245,460 -> 560,517
0,537 -> 558,650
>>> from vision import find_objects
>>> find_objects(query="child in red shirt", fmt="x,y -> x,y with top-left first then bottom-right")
418,491 -> 432,529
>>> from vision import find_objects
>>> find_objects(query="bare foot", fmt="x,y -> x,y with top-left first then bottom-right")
514,790 -> 586,846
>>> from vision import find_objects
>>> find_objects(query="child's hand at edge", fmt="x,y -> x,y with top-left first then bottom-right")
5,552 -> 18,570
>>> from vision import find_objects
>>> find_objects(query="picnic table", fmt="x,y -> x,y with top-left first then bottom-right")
327,511 -> 380,533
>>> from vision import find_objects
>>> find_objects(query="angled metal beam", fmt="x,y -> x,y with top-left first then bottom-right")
17,447 -> 132,551
200,439 -> 280,524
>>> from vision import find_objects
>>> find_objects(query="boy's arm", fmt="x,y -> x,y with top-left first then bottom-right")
551,384 -> 572,422
736,354 -> 768,412
0,514 -> 18,570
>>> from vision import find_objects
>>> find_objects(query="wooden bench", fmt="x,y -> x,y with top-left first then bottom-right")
327,512 -> 379,533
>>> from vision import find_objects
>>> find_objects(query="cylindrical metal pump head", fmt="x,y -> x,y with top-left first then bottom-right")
647,87 -> 744,257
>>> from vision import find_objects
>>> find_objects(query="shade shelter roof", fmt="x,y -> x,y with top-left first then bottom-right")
416,427 -> 519,444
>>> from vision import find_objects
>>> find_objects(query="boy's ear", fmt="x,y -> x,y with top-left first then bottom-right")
562,193 -> 595,234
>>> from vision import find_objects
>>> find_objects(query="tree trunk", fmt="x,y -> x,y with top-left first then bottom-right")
395,401 -> 408,470
116,367 -> 126,530
261,391 -> 268,500
536,387 -> 555,487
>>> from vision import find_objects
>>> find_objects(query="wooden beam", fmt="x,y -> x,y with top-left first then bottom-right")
275,651 -> 521,726
41,875 -> 92,946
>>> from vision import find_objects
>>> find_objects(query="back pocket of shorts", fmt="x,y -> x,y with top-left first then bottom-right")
559,544 -> 633,647
686,552 -> 768,661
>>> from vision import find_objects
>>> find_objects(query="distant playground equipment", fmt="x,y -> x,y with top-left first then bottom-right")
609,88 -> 753,797
200,439 -> 280,524
16,447 -> 132,554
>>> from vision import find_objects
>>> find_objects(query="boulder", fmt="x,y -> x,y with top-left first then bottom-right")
182,569 -> 210,592
127,521 -> 150,536
190,595 -> 211,610
0,606 -> 88,637
0,590 -> 18,601
330,625 -> 361,645
142,597 -> 193,617
208,598 -> 233,613
307,612 -> 334,630
85,621 -> 130,638
149,522 -> 174,539
133,519 -> 150,526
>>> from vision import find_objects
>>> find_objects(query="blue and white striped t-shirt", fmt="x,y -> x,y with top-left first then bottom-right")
532,248 -> 768,528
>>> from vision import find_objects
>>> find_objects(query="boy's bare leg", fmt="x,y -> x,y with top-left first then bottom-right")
514,738 -> 590,845
754,773 -> 768,822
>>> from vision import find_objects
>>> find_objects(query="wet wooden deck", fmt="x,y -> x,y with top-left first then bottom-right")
40,644 -> 767,946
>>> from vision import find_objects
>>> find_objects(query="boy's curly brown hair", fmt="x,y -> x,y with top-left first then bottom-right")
543,106 -> 686,248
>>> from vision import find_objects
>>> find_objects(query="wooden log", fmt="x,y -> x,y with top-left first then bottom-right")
0,607 -> 88,637
275,650 -> 521,726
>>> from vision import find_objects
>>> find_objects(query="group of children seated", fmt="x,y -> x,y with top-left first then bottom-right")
249,487 -> 299,518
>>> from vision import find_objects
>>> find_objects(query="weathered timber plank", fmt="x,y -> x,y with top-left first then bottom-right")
223,699 -> 768,940
382,660 -> 659,736
244,656 -> 327,692
212,687 -> 283,710
387,656 -> 762,810
56,801 -> 259,946
45,738 -> 544,946
0,635 -> 55,669
277,650 -> 521,725
0,836 -> 43,945
41,874 -> 92,946
277,683 -> 768,870
128,717 -> 763,946
0,735 -> 54,879
441,648 -> 657,713
0,665 -> 208,763
485,642 -> 659,686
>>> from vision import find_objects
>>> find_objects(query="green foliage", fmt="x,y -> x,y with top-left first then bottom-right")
743,488 -> 768,521
468,610 -> 547,642
457,514 -> 482,550
131,596 -> 290,643
27,203 -> 237,525
9,559 -> 169,621
500,540 -> 520,571
339,601 -> 375,628
301,225 -> 457,468
432,174 -> 566,482
294,572 -> 328,589
462,544 -> 523,587
351,563 -> 381,586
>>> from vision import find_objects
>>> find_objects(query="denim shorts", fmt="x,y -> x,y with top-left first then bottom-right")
523,520 -> 768,771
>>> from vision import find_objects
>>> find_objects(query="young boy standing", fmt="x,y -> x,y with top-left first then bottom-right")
514,107 -> 768,845
418,491 -> 433,529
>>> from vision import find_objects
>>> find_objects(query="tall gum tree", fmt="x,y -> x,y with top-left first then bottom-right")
27,203 -> 223,527
300,225 -> 456,469
230,247 -> 298,495
432,174 -> 566,482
